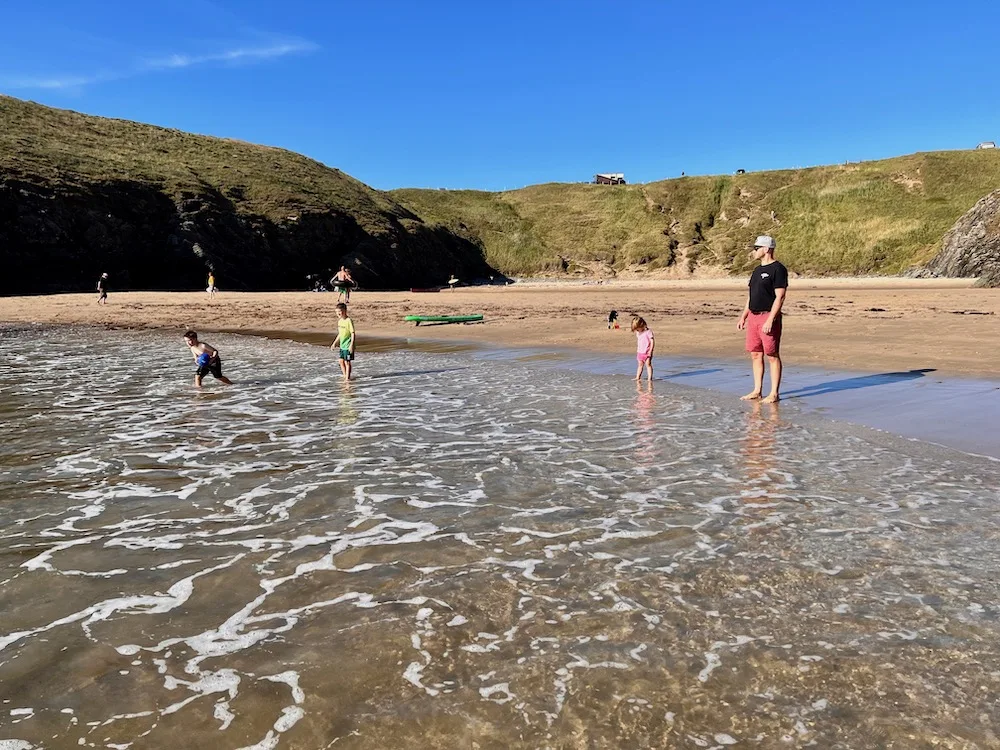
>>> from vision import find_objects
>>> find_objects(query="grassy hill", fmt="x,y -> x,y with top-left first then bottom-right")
1,95 -> 407,232
3,94 -> 999,291
0,96 -> 493,293
394,150 -> 1000,278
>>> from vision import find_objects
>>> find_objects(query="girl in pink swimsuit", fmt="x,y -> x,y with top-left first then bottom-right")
632,317 -> 654,382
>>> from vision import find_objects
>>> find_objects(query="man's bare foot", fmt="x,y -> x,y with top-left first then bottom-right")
740,391 -> 762,401
762,393 -> 780,404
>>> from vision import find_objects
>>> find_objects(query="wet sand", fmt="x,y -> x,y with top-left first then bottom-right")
1,278 -> 998,378
3,328 -> 1000,748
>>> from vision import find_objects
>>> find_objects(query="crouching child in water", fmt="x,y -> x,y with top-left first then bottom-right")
183,330 -> 234,388
632,316 -> 654,382
331,303 -> 356,380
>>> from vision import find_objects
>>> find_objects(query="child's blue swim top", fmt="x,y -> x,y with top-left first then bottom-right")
196,352 -> 211,366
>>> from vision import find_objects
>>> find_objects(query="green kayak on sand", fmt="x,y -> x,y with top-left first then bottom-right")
404,314 -> 484,325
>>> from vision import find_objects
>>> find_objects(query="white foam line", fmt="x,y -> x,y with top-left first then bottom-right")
482,557 -> 558,582
21,536 -> 100,572
237,705 -> 305,750
509,505 -> 575,518
0,554 -> 244,652
499,526 -> 581,539
697,652 -> 722,682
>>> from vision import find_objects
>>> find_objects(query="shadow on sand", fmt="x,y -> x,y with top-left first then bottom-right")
783,368 -> 936,399
660,368 -> 725,380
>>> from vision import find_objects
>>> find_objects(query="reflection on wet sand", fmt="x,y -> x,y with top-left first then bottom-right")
739,401 -> 785,536
741,400 -> 780,486
338,379 -> 359,425
632,381 -> 657,469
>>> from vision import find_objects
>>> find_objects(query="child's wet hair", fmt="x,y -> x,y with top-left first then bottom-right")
336,303 -> 348,313
631,317 -> 647,332
183,330 -> 198,340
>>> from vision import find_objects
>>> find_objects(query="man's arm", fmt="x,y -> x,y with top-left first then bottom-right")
763,288 -> 786,334
737,292 -> 750,329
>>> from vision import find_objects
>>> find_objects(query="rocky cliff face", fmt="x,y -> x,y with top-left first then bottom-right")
0,97 -> 497,294
924,189 -> 1000,287
0,177 -> 494,294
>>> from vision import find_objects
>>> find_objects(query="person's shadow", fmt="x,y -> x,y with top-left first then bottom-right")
660,367 -> 724,380
782,368 -> 935,399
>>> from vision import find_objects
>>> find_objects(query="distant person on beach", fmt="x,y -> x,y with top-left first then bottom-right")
331,302 -> 356,380
97,273 -> 109,304
447,274 -> 459,289
737,235 -> 787,403
207,272 -> 217,297
183,330 -> 234,388
632,316 -> 654,382
331,266 -> 354,303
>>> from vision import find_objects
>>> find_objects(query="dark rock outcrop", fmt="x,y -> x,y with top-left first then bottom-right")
0,176 -> 497,294
925,189 -> 1000,287
0,96 -> 499,295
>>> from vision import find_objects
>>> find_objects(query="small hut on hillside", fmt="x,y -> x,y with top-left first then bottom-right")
594,173 -> 626,185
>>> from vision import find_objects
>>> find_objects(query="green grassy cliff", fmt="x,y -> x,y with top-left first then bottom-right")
3,94 -> 998,292
394,151 -> 1000,278
0,96 -> 495,293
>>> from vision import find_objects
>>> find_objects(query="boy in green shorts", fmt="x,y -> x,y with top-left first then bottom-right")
331,303 -> 356,380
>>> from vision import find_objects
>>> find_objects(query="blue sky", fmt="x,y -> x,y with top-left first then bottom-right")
2,0 -> 998,191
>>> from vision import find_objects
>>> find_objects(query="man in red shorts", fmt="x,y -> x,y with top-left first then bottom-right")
737,235 -> 788,403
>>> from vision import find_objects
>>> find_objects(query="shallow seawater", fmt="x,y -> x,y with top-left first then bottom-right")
1,326 -> 999,749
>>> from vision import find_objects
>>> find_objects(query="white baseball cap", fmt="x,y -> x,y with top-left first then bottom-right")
754,235 -> 776,249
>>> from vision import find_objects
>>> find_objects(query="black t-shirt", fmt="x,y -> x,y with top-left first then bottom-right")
748,261 -> 788,312
97,276 -> 108,292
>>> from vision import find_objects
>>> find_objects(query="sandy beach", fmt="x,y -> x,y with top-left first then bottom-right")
1,277 -> 997,378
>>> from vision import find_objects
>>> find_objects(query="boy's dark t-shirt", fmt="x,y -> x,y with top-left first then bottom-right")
748,261 -> 788,312
97,277 -> 107,292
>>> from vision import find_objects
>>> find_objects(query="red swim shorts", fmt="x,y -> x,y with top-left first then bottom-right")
745,312 -> 782,356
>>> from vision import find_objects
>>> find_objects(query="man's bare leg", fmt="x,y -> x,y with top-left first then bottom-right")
741,352 -> 764,400
217,376 -> 234,386
194,375 -> 203,388
762,354 -> 782,403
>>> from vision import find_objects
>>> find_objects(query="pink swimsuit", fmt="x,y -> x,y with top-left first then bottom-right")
636,329 -> 654,361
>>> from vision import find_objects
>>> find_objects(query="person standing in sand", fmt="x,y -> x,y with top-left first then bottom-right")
207,271 -> 217,297
97,272 -> 109,304
632,316 -> 654,382
737,235 -> 788,403
332,266 -> 354,303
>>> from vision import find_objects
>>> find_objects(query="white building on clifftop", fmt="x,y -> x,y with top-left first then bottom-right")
594,173 -> 626,185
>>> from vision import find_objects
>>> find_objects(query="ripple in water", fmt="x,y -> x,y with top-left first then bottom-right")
1,327 -> 999,749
